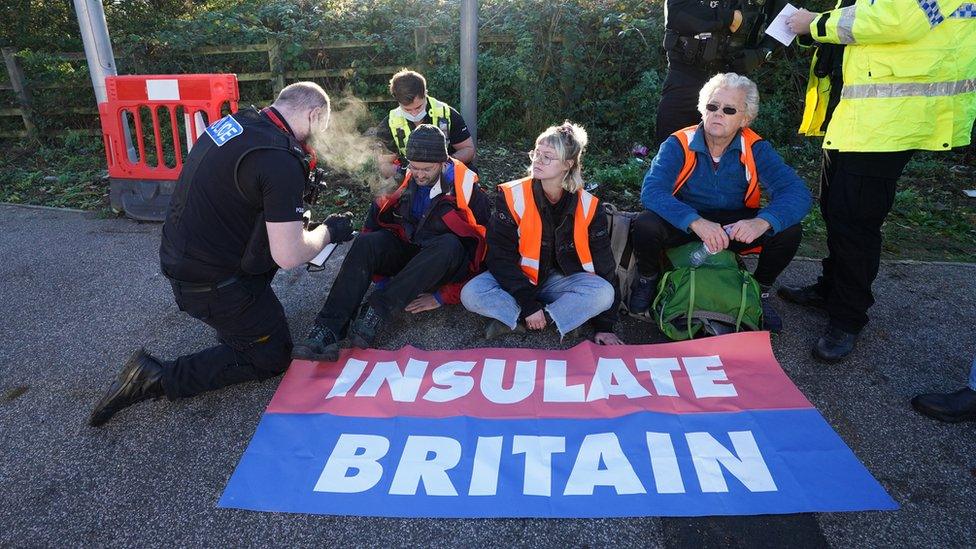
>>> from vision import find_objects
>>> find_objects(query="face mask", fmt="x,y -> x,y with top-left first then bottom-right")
399,100 -> 428,123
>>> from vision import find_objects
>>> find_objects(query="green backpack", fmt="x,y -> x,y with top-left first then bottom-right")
652,242 -> 764,341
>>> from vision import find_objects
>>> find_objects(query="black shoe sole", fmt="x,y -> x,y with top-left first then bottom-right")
910,401 -> 976,423
811,345 -> 850,364
88,350 -> 148,427
777,289 -> 828,311
292,343 -> 340,362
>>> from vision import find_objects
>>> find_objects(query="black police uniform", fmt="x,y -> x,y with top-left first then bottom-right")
655,0 -> 784,145
158,107 -> 308,399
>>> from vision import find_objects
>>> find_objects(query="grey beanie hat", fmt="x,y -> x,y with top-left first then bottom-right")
405,124 -> 449,163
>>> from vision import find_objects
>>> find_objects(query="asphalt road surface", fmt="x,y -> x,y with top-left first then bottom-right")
1,204 -> 973,547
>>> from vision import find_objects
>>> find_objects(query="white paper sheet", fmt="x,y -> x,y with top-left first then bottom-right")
765,3 -> 800,46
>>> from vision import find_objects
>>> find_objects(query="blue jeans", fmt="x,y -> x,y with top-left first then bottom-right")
460,271 -> 615,337
969,355 -> 976,391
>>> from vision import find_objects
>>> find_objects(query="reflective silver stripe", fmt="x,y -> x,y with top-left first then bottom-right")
836,5 -> 856,44
581,261 -> 595,273
841,78 -> 976,99
738,134 -> 753,182
459,169 -> 475,203
510,182 -> 526,219
916,0 -> 946,26
578,189 -> 595,218
520,257 -> 540,269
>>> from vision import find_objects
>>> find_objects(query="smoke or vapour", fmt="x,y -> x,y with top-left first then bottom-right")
306,91 -> 397,197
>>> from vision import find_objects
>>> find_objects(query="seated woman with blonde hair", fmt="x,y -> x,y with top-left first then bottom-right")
461,121 -> 623,344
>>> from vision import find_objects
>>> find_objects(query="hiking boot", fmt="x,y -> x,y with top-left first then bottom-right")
485,319 -> 525,340
349,306 -> 384,349
760,289 -> 783,334
812,325 -> 858,363
778,283 -> 827,311
292,324 -> 341,362
628,275 -> 658,315
911,388 -> 976,423
89,349 -> 164,427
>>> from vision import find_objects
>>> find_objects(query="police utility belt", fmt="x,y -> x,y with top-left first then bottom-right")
168,274 -> 244,293
665,30 -> 729,67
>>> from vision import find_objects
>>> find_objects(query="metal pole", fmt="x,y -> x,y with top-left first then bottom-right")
73,0 -> 118,104
73,0 -> 137,161
459,0 -> 478,149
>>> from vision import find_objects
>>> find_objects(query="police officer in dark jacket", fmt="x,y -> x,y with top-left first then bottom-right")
656,0 -> 785,145
89,82 -> 354,427
294,125 -> 490,362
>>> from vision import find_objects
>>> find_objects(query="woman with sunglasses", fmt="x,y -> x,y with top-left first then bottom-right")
628,72 -> 812,333
460,122 -> 623,345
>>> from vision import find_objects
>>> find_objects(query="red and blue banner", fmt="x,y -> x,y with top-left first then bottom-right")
219,332 -> 896,517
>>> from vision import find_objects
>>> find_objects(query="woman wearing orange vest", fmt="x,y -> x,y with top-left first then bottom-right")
460,122 -> 623,344
629,73 -> 812,333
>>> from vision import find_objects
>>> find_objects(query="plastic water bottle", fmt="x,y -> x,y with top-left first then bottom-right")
689,226 -> 733,267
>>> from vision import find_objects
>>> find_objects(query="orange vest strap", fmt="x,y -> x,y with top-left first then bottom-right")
670,125 -> 764,209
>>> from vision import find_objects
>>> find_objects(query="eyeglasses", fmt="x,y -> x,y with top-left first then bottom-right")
706,103 -> 740,115
528,149 -> 558,166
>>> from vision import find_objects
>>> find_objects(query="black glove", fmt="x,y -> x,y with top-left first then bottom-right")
731,48 -> 765,74
324,211 -> 355,244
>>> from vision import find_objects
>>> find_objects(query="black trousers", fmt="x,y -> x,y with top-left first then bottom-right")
655,64 -> 711,146
314,230 -> 467,335
816,149 -> 914,334
162,271 -> 292,400
631,209 -> 803,286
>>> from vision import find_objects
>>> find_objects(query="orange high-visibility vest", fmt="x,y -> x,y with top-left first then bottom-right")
499,177 -> 600,285
671,125 -> 763,209
381,158 -> 485,237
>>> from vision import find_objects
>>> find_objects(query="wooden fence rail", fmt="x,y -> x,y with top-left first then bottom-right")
0,28 -> 564,139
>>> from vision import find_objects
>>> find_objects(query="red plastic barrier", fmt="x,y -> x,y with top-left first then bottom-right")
99,74 -> 239,181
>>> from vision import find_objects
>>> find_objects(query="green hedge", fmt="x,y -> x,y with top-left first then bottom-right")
3,0 -> 830,151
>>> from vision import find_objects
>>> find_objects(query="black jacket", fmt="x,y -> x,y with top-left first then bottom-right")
364,166 -> 491,303
486,180 -> 620,333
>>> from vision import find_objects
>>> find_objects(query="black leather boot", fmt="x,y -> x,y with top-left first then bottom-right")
812,325 -> 858,363
89,349 -> 165,427
778,283 -> 827,311
911,388 -> 976,423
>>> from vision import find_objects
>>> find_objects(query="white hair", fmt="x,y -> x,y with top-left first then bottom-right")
697,72 -> 760,122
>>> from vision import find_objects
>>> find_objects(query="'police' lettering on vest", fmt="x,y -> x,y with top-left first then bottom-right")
205,115 -> 244,147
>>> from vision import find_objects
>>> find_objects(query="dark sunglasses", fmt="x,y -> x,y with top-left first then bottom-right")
706,103 -> 739,115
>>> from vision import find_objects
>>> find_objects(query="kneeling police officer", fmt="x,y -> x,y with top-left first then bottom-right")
656,0 -> 786,145
89,82 -> 354,427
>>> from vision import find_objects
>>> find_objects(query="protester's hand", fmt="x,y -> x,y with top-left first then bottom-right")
788,9 -> 816,35
525,310 -> 547,330
405,293 -> 441,314
324,211 -> 354,244
594,332 -> 624,345
731,49 -> 765,74
690,218 -> 730,253
725,218 -> 771,244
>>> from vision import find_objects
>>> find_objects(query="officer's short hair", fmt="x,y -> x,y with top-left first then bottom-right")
274,82 -> 331,114
389,70 -> 427,105
698,73 -> 760,122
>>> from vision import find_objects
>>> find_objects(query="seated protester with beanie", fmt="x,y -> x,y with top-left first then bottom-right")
461,122 -> 623,345
628,73 -> 811,332
294,125 -> 490,361
377,69 -> 476,179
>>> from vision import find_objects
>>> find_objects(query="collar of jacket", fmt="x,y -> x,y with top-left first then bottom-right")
531,178 -> 576,220
688,122 -> 745,156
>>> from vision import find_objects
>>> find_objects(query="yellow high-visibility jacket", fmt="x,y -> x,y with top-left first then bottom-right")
799,0 -> 976,152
